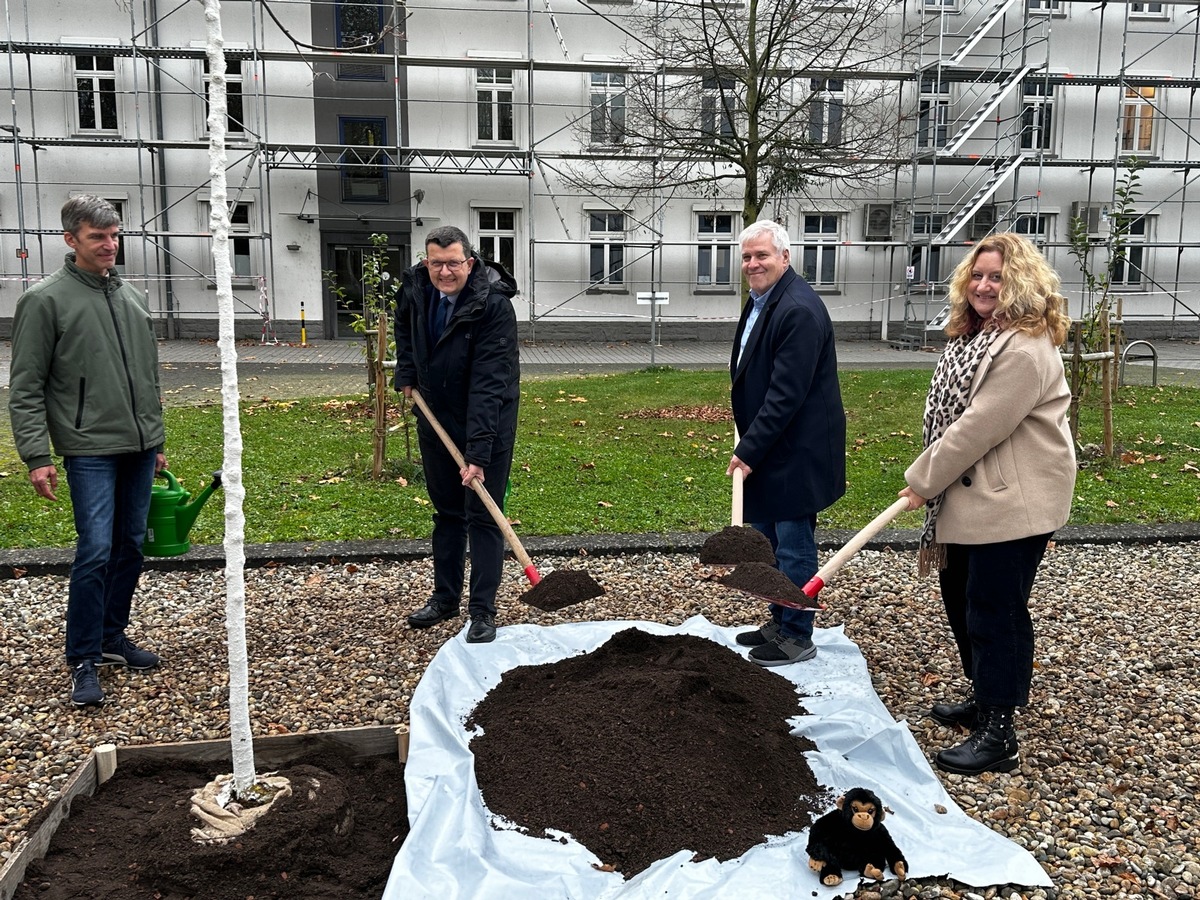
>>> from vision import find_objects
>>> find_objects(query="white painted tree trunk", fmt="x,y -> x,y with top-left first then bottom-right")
204,0 -> 256,795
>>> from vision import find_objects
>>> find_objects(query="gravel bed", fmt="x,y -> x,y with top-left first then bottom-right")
2,542 -> 1198,898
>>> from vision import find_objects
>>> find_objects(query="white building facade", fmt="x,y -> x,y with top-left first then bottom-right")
3,0 -> 1199,343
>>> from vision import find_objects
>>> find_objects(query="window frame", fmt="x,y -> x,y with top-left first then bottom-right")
586,209 -> 627,289
589,71 -> 626,146
476,208 -> 519,280
1129,2 -> 1168,19
335,0 -> 386,81
1020,81 -> 1054,152
799,213 -> 841,290
917,78 -> 951,150
201,52 -> 247,138
73,52 -> 119,134
1111,214 -> 1150,291
475,67 -> 516,145
694,212 -> 736,290
700,75 -> 736,143
1120,85 -> 1157,154
201,198 -> 255,280
808,79 -> 845,145
909,213 -> 946,289
338,116 -> 391,204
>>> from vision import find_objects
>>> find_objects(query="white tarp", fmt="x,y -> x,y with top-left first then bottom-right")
385,616 -> 1051,899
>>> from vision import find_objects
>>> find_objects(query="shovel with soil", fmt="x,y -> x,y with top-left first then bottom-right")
409,389 -> 605,612
699,464 -> 777,566
721,497 -> 912,611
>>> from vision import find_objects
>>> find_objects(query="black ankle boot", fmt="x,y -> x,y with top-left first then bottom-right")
935,705 -> 1019,775
929,696 -> 979,729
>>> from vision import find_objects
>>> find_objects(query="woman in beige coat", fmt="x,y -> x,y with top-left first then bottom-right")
899,232 -> 1076,776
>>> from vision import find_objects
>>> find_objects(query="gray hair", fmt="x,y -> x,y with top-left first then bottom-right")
62,194 -> 121,235
738,220 -> 790,256
425,225 -> 473,259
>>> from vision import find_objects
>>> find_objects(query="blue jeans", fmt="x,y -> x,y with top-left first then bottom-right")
750,515 -> 818,642
62,451 -> 157,664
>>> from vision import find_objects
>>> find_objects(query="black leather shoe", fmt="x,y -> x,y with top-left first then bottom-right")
466,613 -> 497,644
407,601 -> 459,629
930,696 -> 979,729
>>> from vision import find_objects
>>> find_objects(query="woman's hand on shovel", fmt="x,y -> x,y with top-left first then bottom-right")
898,486 -> 926,511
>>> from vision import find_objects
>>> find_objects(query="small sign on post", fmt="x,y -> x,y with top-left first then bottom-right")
636,292 -> 669,305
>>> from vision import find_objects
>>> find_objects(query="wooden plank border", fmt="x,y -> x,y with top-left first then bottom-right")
0,725 -> 407,900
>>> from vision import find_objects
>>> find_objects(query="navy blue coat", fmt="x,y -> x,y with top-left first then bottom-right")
730,266 -> 847,522
393,254 -> 520,467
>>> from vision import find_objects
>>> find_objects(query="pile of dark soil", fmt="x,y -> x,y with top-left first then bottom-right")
467,628 -> 826,876
699,525 -> 777,565
520,568 -> 606,611
13,752 -> 408,900
719,562 -> 823,609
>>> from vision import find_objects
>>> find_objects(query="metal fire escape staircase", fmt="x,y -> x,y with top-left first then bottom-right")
894,0 -> 1042,347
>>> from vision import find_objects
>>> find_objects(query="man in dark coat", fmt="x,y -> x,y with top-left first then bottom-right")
394,225 -> 520,644
727,220 -> 847,666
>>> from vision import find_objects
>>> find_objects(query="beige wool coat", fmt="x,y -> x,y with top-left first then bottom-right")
905,327 -> 1076,545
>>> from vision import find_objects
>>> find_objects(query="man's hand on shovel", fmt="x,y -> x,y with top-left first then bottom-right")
461,463 -> 485,487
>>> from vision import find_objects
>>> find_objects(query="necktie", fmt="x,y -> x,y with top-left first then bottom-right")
433,295 -> 451,341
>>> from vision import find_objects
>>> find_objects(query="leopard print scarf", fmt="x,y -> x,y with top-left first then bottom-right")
917,322 -> 1001,576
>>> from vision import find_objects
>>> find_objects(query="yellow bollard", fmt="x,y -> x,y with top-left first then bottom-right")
300,300 -> 307,347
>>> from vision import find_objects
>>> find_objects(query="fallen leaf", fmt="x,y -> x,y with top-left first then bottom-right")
597,500 -> 613,508
1105,499 -> 1119,508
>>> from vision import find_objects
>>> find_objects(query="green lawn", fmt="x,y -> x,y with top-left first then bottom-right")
1,368 -> 1197,549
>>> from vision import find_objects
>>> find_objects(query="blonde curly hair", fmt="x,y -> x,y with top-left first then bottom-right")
944,232 -> 1070,345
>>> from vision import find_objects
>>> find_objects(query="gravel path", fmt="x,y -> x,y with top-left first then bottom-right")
2,542 -> 1198,898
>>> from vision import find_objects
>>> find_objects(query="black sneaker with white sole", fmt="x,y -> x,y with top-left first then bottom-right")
100,635 -> 161,670
70,660 -> 104,707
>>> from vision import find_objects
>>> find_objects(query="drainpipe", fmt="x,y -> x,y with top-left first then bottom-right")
149,0 -> 178,338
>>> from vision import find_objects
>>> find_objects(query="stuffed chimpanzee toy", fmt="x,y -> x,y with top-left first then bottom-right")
806,787 -> 907,887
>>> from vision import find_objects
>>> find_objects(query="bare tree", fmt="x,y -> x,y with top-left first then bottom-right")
562,0 -> 903,227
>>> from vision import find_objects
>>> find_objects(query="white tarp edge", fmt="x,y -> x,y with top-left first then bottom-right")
384,616 -> 1051,899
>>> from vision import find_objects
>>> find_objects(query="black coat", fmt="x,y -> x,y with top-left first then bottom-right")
730,266 -> 846,522
394,254 -> 520,467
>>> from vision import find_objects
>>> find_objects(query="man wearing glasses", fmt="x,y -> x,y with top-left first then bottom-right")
394,225 -> 520,644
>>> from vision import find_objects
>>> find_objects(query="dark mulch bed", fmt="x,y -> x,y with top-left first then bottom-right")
13,752 -> 408,900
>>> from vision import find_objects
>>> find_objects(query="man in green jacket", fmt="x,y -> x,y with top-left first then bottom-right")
9,195 -> 167,707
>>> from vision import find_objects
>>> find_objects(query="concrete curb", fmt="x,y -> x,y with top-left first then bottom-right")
3,522 -> 1198,579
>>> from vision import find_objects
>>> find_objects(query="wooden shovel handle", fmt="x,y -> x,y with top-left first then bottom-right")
731,468 -> 744,526
409,389 -> 540,585
800,497 -> 910,599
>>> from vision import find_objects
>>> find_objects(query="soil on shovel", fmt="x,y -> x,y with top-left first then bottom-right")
719,562 -> 823,609
467,628 -> 826,877
13,750 -> 408,900
519,568 -> 606,611
699,525 -> 776,565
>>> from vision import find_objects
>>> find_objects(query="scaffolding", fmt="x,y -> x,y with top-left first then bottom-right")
3,0 -> 1200,343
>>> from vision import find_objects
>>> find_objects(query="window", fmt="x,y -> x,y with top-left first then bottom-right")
203,54 -> 245,136
918,78 -> 950,149
478,210 -> 517,275
476,68 -> 514,143
701,75 -> 735,142
336,1 -> 385,80
1014,213 -> 1050,244
809,79 -> 844,145
106,199 -> 128,268
1130,3 -> 1166,17
695,213 -> 735,286
590,72 -> 625,145
1111,215 -> 1148,289
923,0 -> 957,8
1020,81 -> 1053,151
1121,86 -> 1156,153
800,214 -> 839,287
203,200 -> 253,278
75,54 -> 118,132
339,117 -> 389,202
1027,0 -> 1062,13
910,214 -> 945,286
588,211 -> 625,286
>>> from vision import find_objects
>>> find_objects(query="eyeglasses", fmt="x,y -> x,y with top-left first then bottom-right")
426,258 -> 469,272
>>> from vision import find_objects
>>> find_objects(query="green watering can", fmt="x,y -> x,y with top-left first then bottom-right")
144,470 -> 222,556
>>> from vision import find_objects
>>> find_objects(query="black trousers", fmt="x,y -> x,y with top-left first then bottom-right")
418,430 -> 514,617
937,533 -> 1052,709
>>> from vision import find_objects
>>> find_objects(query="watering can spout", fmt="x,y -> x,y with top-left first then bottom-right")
175,471 -> 222,540
144,470 -> 222,557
